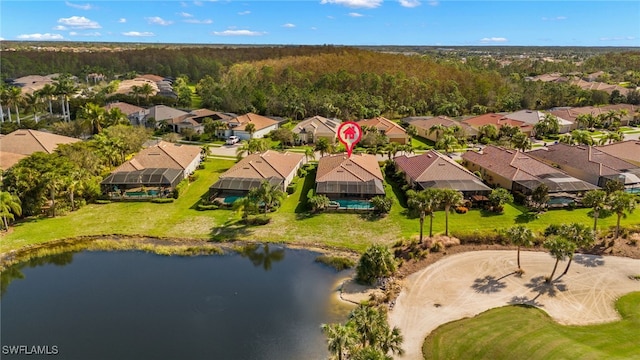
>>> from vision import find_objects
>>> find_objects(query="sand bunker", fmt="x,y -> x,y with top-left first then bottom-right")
388,250 -> 640,359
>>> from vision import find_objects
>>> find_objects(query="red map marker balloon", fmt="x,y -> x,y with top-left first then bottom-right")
337,121 -> 362,158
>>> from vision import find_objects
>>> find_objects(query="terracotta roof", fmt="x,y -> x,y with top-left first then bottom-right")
189,109 -> 218,118
293,116 -> 341,137
402,116 -> 478,136
528,143 -> 638,177
0,129 -> 80,156
0,152 -> 27,170
548,105 -> 638,124
357,117 -> 407,136
138,74 -> 165,82
219,150 -> 304,181
395,150 -> 489,188
115,141 -> 201,172
596,140 -> 640,166
104,101 -> 145,116
462,113 -> 534,133
316,153 -> 383,183
229,113 -> 279,131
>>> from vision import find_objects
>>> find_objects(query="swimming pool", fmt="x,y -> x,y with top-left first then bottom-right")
334,199 -> 374,209
547,197 -> 574,205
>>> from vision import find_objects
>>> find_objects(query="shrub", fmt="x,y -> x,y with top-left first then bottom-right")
188,173 -> 199,182
196,203 -> 219,211
356,244 -> 397,285
297,168 -> 307,177
245,215 -> 271,226
315,255 -> 356,271
95,199 -> 111,204
455,206 -> 468,214
198,163 -> 206,170
544,223 -> 562,236
151,198 -> 174,203
371,196 -> 393,214
430,241 -> 444,252
286,183 -> 296,195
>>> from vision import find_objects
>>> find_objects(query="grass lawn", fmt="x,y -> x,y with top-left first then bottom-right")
2,158 -> 640,254
189,85 -> 202,108
411,136 -> 435,150
422,291 -> 640,360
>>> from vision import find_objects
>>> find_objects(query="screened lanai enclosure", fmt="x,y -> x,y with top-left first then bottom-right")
315,179 -> 385,199
209,176 -> 283,204
101,168 -> 183,199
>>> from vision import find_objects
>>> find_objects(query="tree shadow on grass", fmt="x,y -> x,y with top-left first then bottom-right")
573,254 -> 605,268
295,169 -> 317,214
209,220 -> 254,242
479,209 -> 502,218
515,211 -> 538,224
190,190 -> 212,210
525,276 -> 568,302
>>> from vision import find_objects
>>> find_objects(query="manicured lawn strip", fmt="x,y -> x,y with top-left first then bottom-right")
423,292 -> 640,360
410,135 -> 434,150
2,157 -> 640,253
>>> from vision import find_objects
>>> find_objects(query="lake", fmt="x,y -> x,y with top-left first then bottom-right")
1,245 -> 353,359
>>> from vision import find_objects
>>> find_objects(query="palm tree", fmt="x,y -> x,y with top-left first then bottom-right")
321,323 -> 356,360
478,124 -> 498,143
139,83 -> 154,104
506,225 -> 535,270
582,189 -> 607,233
378,324 -> 405,356
407,188 -> 442,241
245,123 -> 256,139
405,124 -> 418,143
24,92 -> 44,123
105,108 -> 130,127
129,85 -> 142,105
54,75 -> 75,122
248,180 -> 286,214
0,191 -> 22,231
428,124 -> 446,141
440,189 -> 463,236
598,131 -> 624,145
304,147 -> 316,162
607,190 -> 637,239
543,237 -> 576,282
348,304 -> 385,348
435,134 -> 459,154
575,113 -> 598,130
511,132 -> 531,152
79,102 -> 107,134
558,223 -> 595,275
6,87 -> 23,124
314,137 -> 333,157
385,142 -> 401,160
570,130 -> 594,146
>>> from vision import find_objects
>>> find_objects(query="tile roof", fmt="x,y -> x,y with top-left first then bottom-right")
596,140 -> 640,166
402,116 -> 478,136
462,113 -> 534,133
461,145 -> 598,192
357,117 -> 407,136
115,141 -> 201,172
549,105 -> 638,124
104,101 -> 145,116
228,113 -> 279,131
148,105 -> 189,122
316,153 -> 383,183
528,143 -> 639,177
293,116 -> 341,136
0,152 -> 27,170
0,129 -> 80,156
394,150 -> 489,190
220,150 -> 304,181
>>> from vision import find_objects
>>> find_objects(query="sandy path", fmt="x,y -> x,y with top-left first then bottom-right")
388,250 -> 640,359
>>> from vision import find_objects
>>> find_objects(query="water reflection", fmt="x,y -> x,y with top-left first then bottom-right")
238,243 -> 286,271
1,252 -> 76,296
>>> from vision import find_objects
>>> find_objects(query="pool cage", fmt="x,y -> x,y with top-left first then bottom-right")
316,179 -> 385,199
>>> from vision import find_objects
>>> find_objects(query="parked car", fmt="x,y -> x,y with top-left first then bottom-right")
226,136 -> 240,145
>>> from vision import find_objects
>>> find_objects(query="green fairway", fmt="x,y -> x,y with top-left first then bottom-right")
422,292 -> 640,360
2,157 -> 639,254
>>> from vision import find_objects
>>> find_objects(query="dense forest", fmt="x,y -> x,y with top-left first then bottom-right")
1,44 -> 639,119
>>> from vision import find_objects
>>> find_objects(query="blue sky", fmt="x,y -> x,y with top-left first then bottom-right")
1,1 -> 639,46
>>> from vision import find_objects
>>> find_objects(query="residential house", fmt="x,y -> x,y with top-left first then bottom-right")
315,153 -> 385,200
462,113 -> 534,136
293,116 -> 341,144
401,116 -> 478,141
104,101 -> 149,126
114,140 -> 202,177
527,143 -> 640,190
0,129 -> 80,170
394,150 -> 491,198
503,110 -> 572,134
226,113 -> 280,140
100,168 -> 183,198
461,145 -> 598,201
549,104 -> 637,129
209,150 -> 305,200
147,105 -> 189,131
357,117 -> 409,144
596,140 -> 640,166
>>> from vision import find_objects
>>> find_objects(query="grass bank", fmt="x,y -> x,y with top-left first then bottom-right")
422,291 -> 640,360
2,158 -> 639,255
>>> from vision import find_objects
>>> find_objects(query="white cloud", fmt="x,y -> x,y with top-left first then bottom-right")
212,29 -> 266,36
185,19 -> 213,24
65,1 -> 92,10
53,25 -> 68,31
178,12 -> 193,17
0,37 -> 4,41
480,37 -> 508,43
542,16 -> 567,21
69,31 -> 78,36
17,33 -> 64,40
320,0 -> 382,9
348,12 -> 364,17
58,16 -> 101,29
311,27 -> 317,30
399,0 -> 421,8
282,23 -> 296,28
118,18 -> 127,23
600,36 -> 636,41
238,11 -> 251,15
428,1 -> 438,5
122,31 -> 155,37
327,15 -> 335,19
146,17 -> 173,26
193,1 -> 203,5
